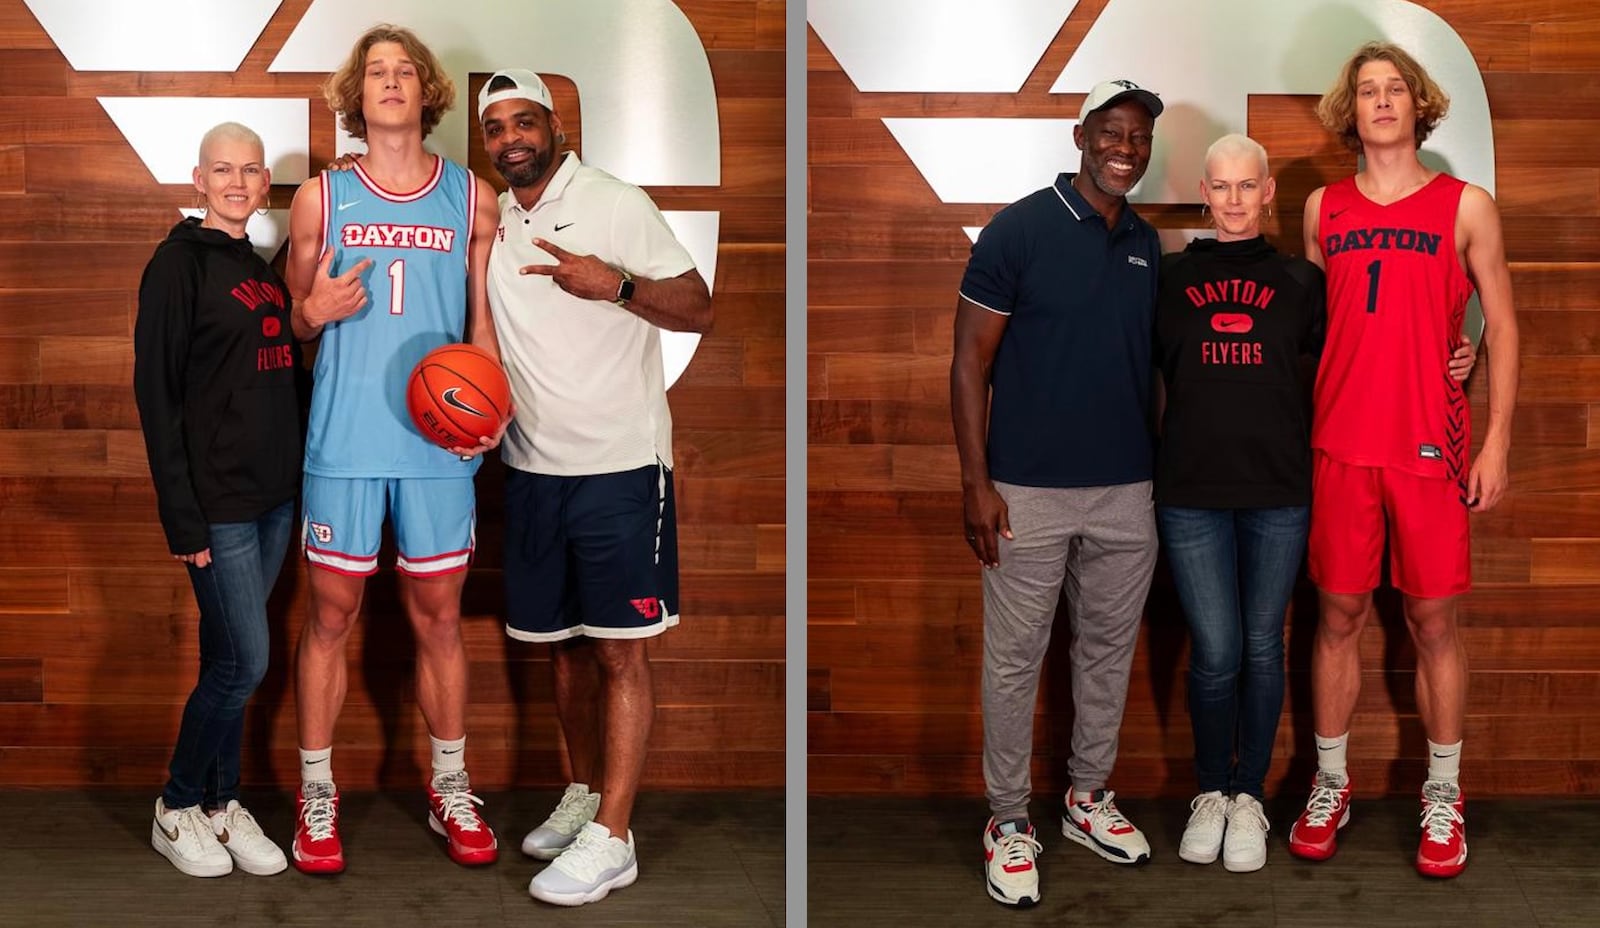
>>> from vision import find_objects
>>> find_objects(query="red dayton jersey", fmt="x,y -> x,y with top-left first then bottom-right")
1312,173 -> 1474,489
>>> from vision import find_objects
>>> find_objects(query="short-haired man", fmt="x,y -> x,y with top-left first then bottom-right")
1288,41 -> 1519,879
284,23 -> 503,874
476,69 -> 712,906
951,79 -> 1164,907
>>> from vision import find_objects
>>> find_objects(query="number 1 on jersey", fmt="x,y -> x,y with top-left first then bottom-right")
388,259 -> 405,315
1365,259 -> 1381,314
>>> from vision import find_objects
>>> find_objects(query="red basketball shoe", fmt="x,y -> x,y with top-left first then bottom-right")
1416,780 -> 1467,878
428,771 -> 499,866
292,781 -> 345,874
1287,770 -> 1352,861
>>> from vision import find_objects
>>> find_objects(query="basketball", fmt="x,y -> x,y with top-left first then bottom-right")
405,343 -> 512,450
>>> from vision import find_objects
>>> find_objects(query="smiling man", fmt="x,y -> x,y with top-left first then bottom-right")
950,79 -> 1163,907
475,69 -> 711,907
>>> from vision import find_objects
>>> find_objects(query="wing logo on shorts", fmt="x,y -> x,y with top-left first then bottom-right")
631,597 -> 661,619
441,387 -> 487,418
310,521 -> 333,545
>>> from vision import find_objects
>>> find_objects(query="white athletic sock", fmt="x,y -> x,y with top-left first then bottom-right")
1315,732 -> 1349,782
431,735 -> 466,779
299,746 -> 333,787
1427,739 -> 1462,785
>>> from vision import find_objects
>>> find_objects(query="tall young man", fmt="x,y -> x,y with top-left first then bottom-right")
1289,42 -> 1519,879
284,24 -> 503,874
952,79 -> 1164,907
476,70 -> 712,906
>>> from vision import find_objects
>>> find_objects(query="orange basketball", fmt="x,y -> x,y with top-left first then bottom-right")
405,343 -> 512,450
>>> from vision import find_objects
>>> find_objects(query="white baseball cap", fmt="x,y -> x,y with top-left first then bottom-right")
1078,79 -> 1163,121
477,68 -> 553,120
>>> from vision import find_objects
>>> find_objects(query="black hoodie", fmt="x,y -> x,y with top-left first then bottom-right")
1154,235 -> 1325,509
134,218 -> 300,555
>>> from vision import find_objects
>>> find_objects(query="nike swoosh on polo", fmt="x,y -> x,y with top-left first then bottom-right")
554,222 -> 575,231
442,387 -> 487,418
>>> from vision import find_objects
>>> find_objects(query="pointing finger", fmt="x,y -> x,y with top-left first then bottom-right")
531,237 -> 572,260
519,264 -> 557,276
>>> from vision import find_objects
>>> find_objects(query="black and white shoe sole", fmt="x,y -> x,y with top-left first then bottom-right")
1061,817 -> 1150,865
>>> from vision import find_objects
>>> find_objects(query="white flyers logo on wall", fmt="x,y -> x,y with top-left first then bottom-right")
806,0 -> 1494,337
23,0 -> 720,387
808,0 -> 1493,207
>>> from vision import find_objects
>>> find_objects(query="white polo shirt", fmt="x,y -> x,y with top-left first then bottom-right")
488,152 -> 697,476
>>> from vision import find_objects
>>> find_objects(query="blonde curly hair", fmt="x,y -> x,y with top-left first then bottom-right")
323,24 -> 455,140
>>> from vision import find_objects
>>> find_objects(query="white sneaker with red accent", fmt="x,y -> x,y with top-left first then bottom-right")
982,818 -> 1042,907
1062,789 -> 1150,865
1416,780 -> 1467,878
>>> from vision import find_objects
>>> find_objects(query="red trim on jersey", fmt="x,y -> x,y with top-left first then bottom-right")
399,547 -> 473,564
317,171 -> 330,261
352,155 -> 444,202
395,561 -> 471,578
464,171 -> 478,270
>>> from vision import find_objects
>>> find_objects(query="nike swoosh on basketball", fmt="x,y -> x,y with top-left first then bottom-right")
554,222 -> 575,231
441,387 -> 487,417
337,200 -> 361,211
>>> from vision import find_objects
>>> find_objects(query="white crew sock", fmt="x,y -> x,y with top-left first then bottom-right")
1315,732 -> 1349,782
431,734 -> 466,779
299,746 -> 333,787
1427,739 -> 1462,785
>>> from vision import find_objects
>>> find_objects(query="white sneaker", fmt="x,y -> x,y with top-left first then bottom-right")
211,800 -> 288,875
1178,791 -> 1230,864
528,821 -> 638,906
1223,794 -> 1269,873
521,783 -> 601,860
1062,789 -> 1151,865
151,798 -> 232,877
982,818 -> 1042,907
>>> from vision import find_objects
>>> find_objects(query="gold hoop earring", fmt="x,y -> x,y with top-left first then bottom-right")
193,193 -> 207,215
1200,202 -> 1213,226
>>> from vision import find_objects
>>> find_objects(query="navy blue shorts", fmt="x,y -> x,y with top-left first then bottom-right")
503,462 -> 680,642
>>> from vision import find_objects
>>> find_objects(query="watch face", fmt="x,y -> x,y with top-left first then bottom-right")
619,278 -> 636,302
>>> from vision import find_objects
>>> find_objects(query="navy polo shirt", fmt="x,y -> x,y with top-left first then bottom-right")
959,173 -> 1160,488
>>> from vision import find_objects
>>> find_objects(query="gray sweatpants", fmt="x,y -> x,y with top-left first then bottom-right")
982,480 -> 1157,822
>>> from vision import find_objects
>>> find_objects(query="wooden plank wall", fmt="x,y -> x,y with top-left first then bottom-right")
809,1 -> 1600,797
0,0 -> 785,790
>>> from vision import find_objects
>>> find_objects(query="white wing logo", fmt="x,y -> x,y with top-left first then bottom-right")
25,0 -> 720,387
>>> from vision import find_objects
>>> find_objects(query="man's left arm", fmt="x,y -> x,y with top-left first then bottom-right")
1459,184 -> 1519,512
450,174 -> 509,458
466,174 -> 504,358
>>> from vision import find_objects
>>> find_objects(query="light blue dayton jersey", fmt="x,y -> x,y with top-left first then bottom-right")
305,156 -> 481,478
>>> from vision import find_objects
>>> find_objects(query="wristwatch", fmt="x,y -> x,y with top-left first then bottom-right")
614,269 -> 635,306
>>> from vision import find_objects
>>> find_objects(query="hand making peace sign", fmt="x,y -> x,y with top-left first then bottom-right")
519,237 -> 628,303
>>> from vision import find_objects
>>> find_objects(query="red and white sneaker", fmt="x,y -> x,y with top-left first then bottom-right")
1416,780 -> 1467,878
292,781 -> 344,874
1061,789 -> 1150,865
427,771 -> 498,866
1287,770 -> 1352,861
982,818 -> 1042,907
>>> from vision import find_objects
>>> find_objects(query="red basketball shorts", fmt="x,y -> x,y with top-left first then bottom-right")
1308,451 -> 1470,600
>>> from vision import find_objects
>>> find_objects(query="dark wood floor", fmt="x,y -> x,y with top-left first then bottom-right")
810,795 -> 1600,927
0,789 -> 783,927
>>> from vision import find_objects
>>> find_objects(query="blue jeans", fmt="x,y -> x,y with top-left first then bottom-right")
162,500 -> 293,810
1157,505 -> 1308,799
